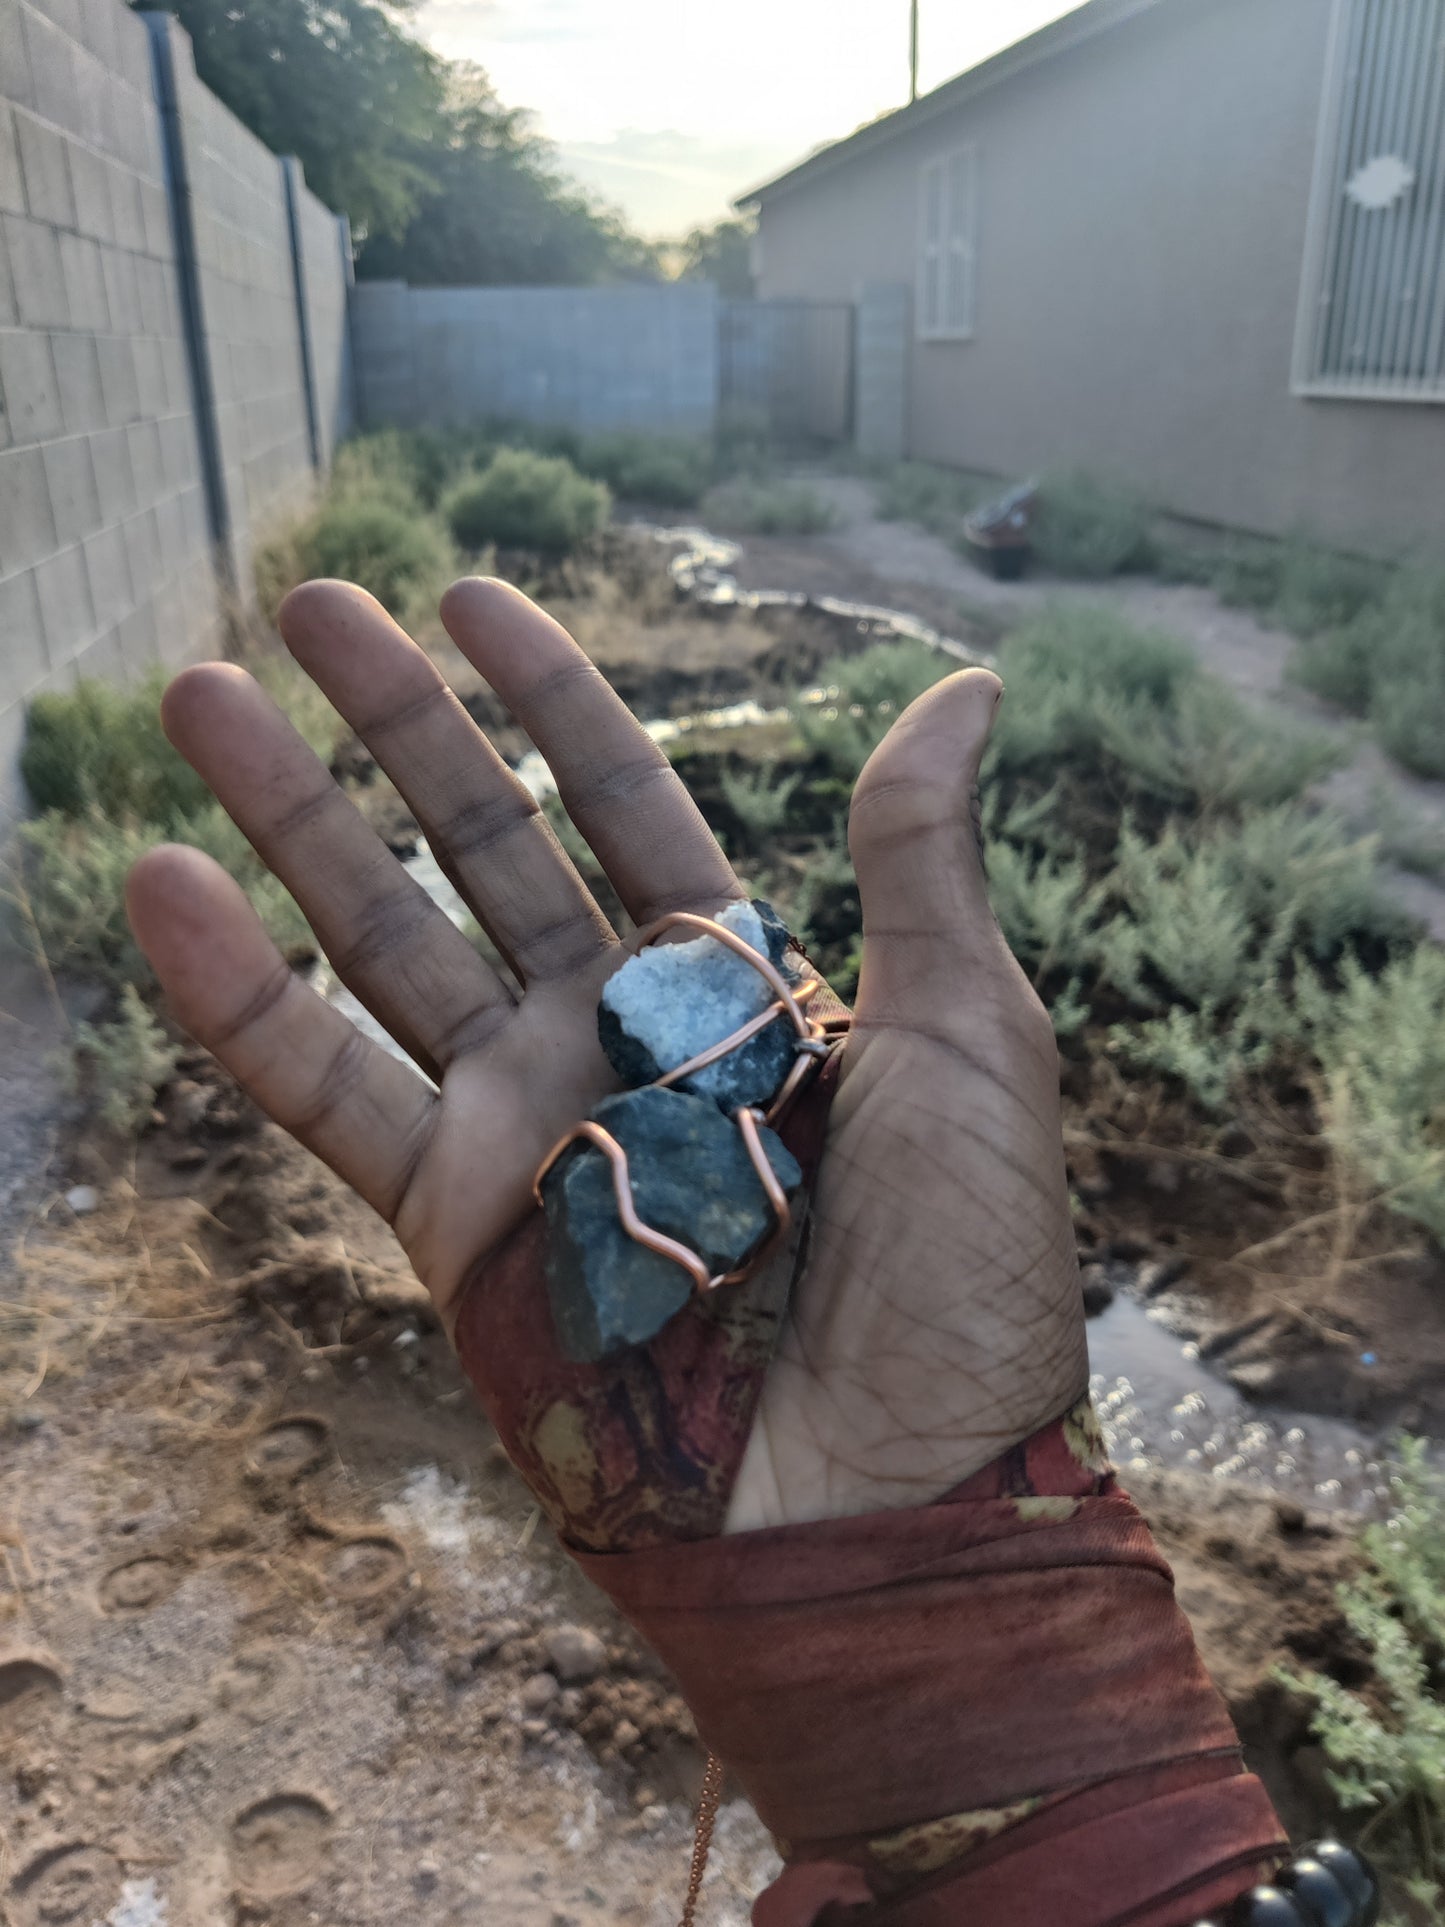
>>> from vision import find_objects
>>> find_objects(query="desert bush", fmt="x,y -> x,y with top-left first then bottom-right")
713,403 -> 774,479
874,461 -> 978,538
22,678 -> 209,826
991,608 -> 1337,812
1281,1438 -> 1445,1915
444,448 -> 611,555
719,765 -> 801,843
64,984 -> 181,1134
13,805 -> 311,988
289,494 -> 454,617
578,432 -> 712,509
700,478 -> 837,536
793,639 -> 955,780
1110,992 -> 1298,1113
1292,566 -> 1445,779
1032,470 -> 1157,578
1299,948 -> 1445,1242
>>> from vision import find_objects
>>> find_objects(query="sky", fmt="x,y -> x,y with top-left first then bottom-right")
413,1 -> 1088,236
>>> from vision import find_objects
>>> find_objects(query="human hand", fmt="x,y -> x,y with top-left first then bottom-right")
126,579 -> 1086,1536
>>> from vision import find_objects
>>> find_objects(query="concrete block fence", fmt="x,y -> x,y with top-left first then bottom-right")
0,0 -> 353,822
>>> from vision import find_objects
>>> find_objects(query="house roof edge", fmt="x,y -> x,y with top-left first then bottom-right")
734,0 -> 1170,209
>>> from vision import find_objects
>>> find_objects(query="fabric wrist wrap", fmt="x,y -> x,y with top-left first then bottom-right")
453,1006 -> 1286,1925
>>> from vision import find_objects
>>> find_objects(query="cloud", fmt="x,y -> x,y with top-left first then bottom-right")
416,0 -> 593,49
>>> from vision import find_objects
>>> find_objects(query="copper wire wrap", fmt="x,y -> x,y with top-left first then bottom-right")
532,912 -> 837,1294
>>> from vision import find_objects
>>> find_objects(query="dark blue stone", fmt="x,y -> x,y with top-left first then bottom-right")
542,1085 -> 803,1362
1279,1860 -> 1358,1927
1308,1844 -> 1378,1927
1228,1890 -> 1307,1927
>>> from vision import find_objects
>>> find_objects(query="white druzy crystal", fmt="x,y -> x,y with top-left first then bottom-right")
601,899 -> 784,1106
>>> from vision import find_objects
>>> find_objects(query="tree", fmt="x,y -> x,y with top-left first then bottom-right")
357,67 -> 661,286
148,0 -> 444,241
677,217 -> 755,297
143,0 -> 660,283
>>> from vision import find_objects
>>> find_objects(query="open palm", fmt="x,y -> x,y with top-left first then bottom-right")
127,577 -> 1086,1535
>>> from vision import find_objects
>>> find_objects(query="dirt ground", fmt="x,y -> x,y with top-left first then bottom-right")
1,519 -> 1438,1925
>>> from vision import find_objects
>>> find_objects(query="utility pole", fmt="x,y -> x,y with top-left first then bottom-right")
909,0 -> 920,102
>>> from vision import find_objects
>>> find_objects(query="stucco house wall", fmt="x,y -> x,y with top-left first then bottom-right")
749,0 -> 1445,555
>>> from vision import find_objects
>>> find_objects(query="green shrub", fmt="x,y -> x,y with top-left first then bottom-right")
444,448 -> 611,555
1292,566 -> 1445,778
64,984 -> 181,1135
701,478 -> 837,536
22,679 -> 209,827
713,403 -> 774,479
1032,470 -> 1157,578
875,462 -> 978,538
1280,1438 -> 1445,1914
328,431 -> 427,511
1299,949 -> 1445,1242
13,805 -> 311,987
991,608 -> 1337,812
291,493 -> 454,617
794,638 -> 954,780
719,765 -> 801,843
578,432 -> 712,509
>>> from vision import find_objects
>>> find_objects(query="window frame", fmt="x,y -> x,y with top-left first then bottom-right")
917,143 -> 979,343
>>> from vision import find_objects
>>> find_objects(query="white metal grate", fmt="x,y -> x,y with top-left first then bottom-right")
1294,0 -> 1445,401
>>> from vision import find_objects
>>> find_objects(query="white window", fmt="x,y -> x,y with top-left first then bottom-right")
918,145 -> 978,340
1293,0 -> 1445,401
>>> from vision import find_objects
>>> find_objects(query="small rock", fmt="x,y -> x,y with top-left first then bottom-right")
353,1357 -> 370,1375
1079,1264 -> 1115,1318
633,1785 -> 658,1811
1217,1122 -> 1254,1158
521,1672 -> 560,1712
236,1360 -> 267,1386
1228,1358 -> 1284,1398
545,1625 -> 607,1684
11,1409 -> 44,1434
1275,1500 -> 1306,1535
168,1145 -> 208,1172
1074,1173 -> 1112,1206
613,1718 -> 641,1750
520,1718 -> 548,1741
1145,1158 -> 1182,1194
413,1861 -> 440,1898
393,1328 -> 420,1349
65,1184 -> 100,1215
299,1364 -> 324,1383
639,1803 -> 667,1832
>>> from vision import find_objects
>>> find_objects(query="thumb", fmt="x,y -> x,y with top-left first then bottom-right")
847,666 -> 1016,1018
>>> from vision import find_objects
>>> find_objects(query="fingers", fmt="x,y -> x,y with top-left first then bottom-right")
849,668 -> 1028,1022
439,577 -> 745,930
127,845 -> 436,1226
161,663 -> 511,1077
277,582 -> 615,985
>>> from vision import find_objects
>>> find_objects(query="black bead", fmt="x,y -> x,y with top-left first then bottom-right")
1279,1860 -> 1354,1927
1228,1888 -> 1309,1927
1308,1843 -> 1380,1927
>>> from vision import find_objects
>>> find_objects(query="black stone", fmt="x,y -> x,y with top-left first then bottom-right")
541,1086 -> 803,1362
1279,1860 -> 1359,1927
1308,1845 -> 1379,1927
1227,1891 -> 1307,1927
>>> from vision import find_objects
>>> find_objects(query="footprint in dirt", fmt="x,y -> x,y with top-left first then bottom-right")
9,1843 -> 123,1926
320,1534 -> 410,1601
97,1554 -> 180,1615
229,1793 -> 333,1899
212,1645 -> 300,1725
244,1416 -> 331,1483
0,1653 -> 63,1729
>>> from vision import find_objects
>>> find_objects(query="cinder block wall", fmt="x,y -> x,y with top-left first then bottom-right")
352,281 -> 720,435
0,0 -> 220,818
0,0 -> 353,824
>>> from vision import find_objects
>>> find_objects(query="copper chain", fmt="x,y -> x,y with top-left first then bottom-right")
678,1752 -> 726,1926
